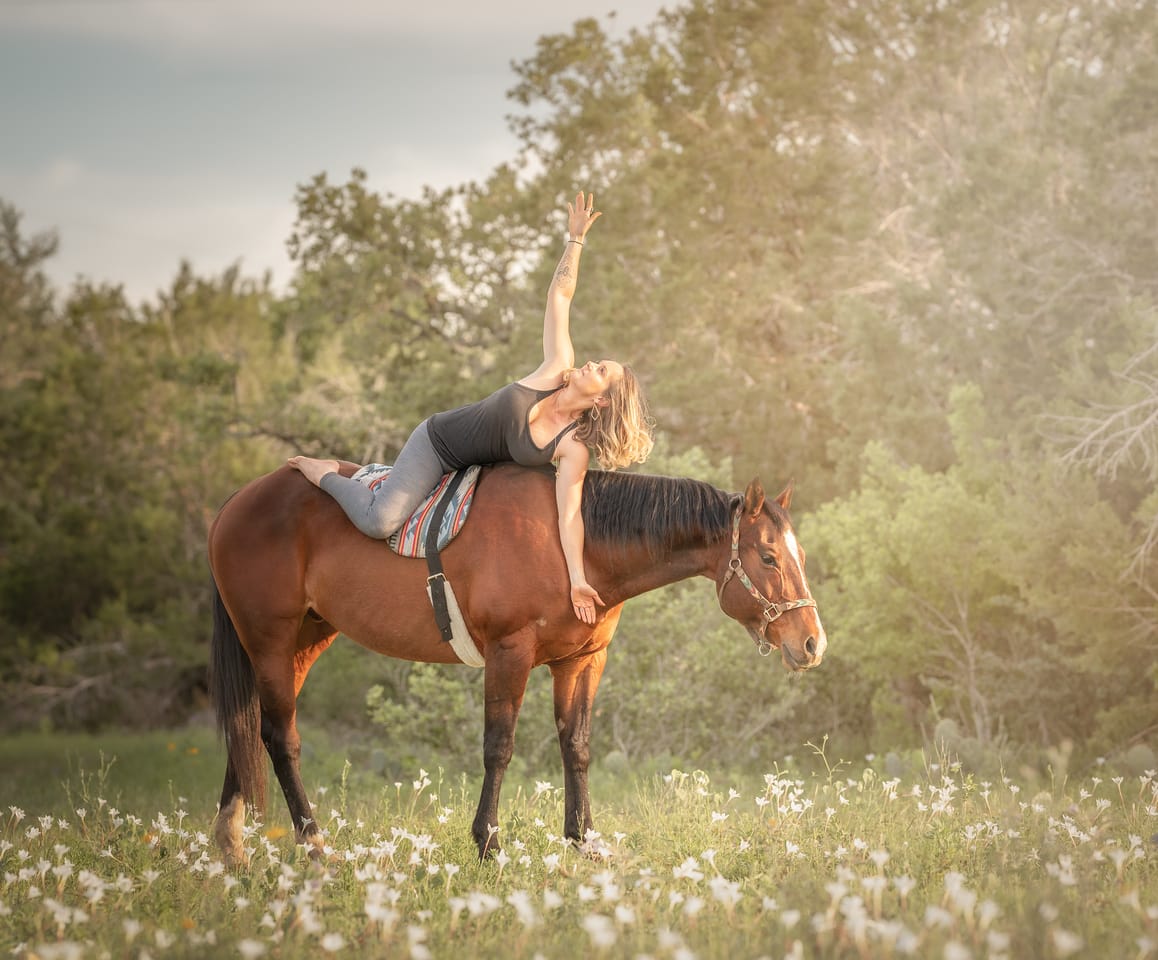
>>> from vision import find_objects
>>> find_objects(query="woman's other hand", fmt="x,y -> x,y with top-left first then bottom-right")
570,580 -> 605,625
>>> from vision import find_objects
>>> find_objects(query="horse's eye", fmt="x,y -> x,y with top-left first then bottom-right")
761,554 -> 777,567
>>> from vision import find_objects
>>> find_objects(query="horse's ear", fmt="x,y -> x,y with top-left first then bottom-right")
775,479 -> 794,511
743,477 -> 765,518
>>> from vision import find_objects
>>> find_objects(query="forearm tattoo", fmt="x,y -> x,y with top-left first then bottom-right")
552,244 -> 581,292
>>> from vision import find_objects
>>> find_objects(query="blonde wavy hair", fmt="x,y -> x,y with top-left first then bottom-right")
572,364 -> 654,470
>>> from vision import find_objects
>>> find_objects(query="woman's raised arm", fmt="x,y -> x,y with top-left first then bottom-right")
532,192 -> 602,381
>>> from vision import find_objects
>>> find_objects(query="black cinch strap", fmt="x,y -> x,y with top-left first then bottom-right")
425,469 -> 468,644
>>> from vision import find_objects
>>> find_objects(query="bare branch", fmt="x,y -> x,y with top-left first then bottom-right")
1054,340 -> 1158,483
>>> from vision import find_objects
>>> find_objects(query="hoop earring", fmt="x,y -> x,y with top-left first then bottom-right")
590,404 -> 602,422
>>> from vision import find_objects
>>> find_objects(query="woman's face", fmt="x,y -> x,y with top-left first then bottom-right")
570,359 -> 624,399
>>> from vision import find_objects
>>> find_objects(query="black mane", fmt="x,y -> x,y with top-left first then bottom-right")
581,471 -> 736,559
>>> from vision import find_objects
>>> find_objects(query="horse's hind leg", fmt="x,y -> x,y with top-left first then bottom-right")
210,585 -> 264,866
257,618 -> 337,859
216,610 -> 335,863
549,648 -> 608,847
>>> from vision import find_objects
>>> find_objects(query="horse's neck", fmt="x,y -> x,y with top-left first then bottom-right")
596,540 -> 719,605
579,473 -> 732,603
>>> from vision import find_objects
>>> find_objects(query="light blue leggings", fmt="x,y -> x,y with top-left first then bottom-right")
319,419 -> 451,539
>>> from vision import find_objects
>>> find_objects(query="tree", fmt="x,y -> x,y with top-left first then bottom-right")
0,213 -> 288,728
806,385 -> 1157,760
1055,337 -> 1158,578
277,170 -> 540,464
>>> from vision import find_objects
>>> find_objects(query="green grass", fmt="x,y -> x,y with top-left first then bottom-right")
2,730 -> 1156,958
0,725 -> 358,817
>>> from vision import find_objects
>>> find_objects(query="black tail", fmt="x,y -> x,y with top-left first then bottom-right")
209,583 -> 266,810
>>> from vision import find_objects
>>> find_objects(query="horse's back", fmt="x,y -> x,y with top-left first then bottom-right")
208,461 -> 575,662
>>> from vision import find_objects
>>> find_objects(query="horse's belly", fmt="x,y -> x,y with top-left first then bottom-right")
305,545 -> 465,665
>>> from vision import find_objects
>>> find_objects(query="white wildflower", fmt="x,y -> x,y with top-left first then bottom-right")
507,890 -> 539,928
1051,929 -> 1083,958
28,944 -> 85,960
709,875 -> 741,910
924,905 -> 953,929
614,903 -> 636,925
407,925 -> 431,960
581,914 -> 617,949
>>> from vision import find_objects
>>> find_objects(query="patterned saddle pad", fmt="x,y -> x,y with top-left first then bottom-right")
350,463 -> 481,558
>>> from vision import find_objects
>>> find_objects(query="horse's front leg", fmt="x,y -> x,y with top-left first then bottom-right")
548,648 -> 607,846
471,638 -> 534,860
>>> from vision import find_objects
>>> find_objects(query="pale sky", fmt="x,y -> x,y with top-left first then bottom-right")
0,0 -> 672,302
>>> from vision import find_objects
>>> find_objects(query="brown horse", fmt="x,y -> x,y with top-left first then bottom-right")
208,462 -> 826,863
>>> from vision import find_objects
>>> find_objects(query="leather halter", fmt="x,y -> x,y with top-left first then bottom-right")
716,507 -> 818,657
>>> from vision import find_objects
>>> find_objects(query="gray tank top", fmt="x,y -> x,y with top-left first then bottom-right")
427,382 -> 579,471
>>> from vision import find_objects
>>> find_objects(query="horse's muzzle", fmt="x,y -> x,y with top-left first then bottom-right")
776,632 -> 825,672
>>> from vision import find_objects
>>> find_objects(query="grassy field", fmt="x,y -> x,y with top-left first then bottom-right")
1,729 -> 1156,959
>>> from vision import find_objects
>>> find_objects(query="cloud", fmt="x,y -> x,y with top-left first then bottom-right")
1,129 -> 519,300
1,0 -> 664,58
41,158 -> 86,189
0,0 -> 672,300
1,158 -> 296,301
362,134 -> 519,198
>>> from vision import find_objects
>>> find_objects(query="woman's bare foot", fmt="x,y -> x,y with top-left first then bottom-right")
287,456 -> 341,487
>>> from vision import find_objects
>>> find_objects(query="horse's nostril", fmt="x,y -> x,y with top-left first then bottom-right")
805,636 -> 816,657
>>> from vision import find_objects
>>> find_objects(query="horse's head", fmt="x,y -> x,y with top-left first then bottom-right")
715,478 -> 827,672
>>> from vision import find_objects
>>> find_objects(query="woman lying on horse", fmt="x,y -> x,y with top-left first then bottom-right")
289,191 -> 654,625
210,192 -> 824,864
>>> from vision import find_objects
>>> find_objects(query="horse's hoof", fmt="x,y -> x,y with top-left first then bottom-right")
214,797 -> 249,868
222,848 -> 251,869
300,834 -> 330,863
475,839 -> 502,862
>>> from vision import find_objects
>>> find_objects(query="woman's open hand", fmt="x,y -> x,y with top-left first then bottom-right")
567,191 -> 602,241
570,580 -> 605,625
